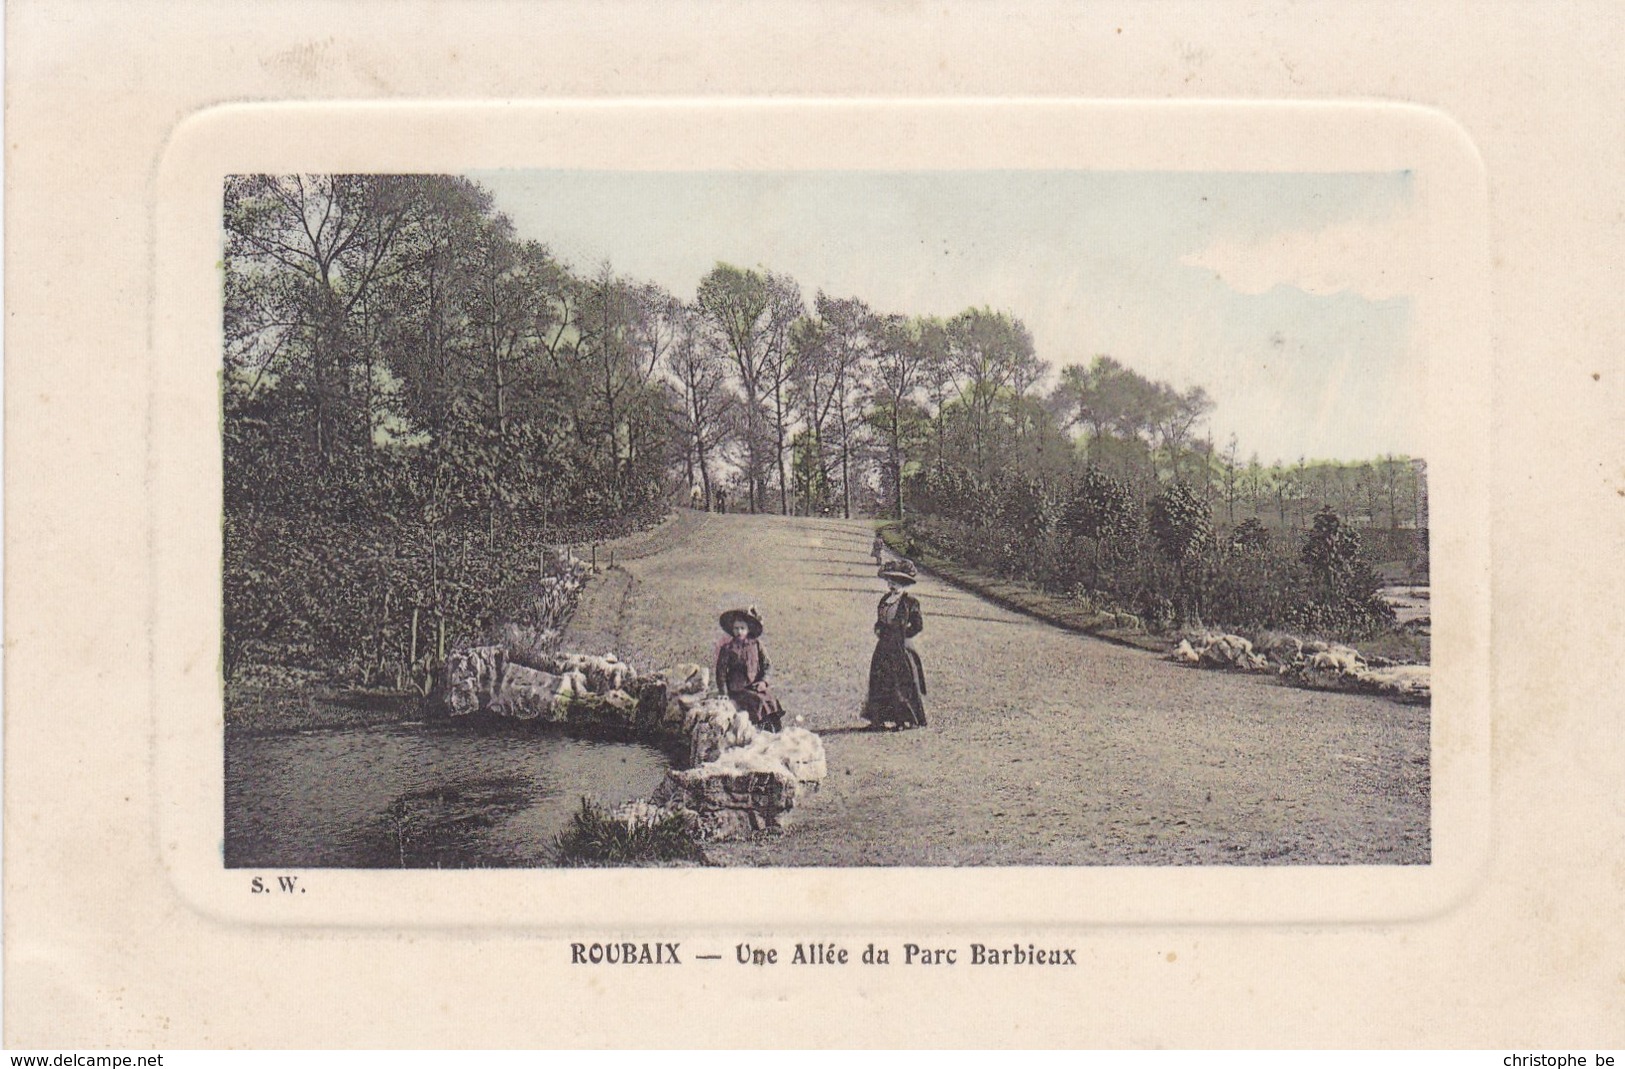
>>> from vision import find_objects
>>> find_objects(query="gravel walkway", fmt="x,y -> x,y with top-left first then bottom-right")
568,511 -> 1430,866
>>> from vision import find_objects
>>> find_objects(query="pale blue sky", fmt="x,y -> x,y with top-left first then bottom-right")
471,169 -> 1420,464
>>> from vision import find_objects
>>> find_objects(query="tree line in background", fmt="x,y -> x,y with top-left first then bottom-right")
224,173 -> 1427,691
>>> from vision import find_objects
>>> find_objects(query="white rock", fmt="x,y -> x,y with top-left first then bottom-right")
1353,664 -> 1431,702
662,691 -> 705,728
652,758 -> 799,839
554,669 -> 590,700
601,688 -> 637,713
489,663 -> 563,721
684,697 -> 757,766
656,662 -> 711,697
751,727 -> 827,784
444,645 -> 506,716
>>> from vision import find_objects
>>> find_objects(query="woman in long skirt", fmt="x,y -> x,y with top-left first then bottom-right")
863,559 -> 927,730
715,606 -> 785,732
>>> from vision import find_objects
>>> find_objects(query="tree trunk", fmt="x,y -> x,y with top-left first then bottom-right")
743,385 -> 760,513
892,408 -> 904,522
774,383 -> 789,515
602,339 -> 620,492
836,387 -> 852,520
697,447 -> 714,512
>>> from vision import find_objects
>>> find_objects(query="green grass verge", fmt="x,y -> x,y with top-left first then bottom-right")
875,522 -> 1172,654
878,521 -> 1428,665
1348,628 -> 1431,666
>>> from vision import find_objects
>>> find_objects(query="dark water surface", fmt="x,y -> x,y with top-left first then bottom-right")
225,722 -> 667,868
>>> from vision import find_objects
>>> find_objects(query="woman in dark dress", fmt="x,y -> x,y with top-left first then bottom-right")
715,606 -> 785,732
863,559 -> 927,730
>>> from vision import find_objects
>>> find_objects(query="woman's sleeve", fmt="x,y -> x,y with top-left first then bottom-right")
714,646 -> 727,693
757,644 -> 771,681
905,597 -> 924,638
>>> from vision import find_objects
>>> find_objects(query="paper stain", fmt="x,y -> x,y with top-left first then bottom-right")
261,38 -> 338,80
259,37 -> 395,93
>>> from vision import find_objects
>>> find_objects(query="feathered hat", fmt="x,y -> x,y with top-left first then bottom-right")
878,559 -> 918,586
718,605 -> 765,638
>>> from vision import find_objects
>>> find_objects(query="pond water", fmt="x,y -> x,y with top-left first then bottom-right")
224,722 -> 668,868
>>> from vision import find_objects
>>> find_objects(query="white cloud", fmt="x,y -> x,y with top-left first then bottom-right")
1180,216 -> 1422,301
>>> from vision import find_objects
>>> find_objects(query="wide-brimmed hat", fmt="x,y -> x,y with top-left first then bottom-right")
878,559 -> 918,586
719,606 -> 764,638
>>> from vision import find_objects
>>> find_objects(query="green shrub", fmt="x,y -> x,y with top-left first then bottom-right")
1202,544 -> 1302,632
1231,517 -> 1271,552
1294,508 -> 1396,639
550,798 -> 705,866
1135,591 -> 1177,634
1148,482 -> 1213,563
911,482 -> 1408,646
1061,467 -> 1136,541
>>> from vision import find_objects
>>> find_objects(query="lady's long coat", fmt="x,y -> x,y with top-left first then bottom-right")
863,590 -> 927,727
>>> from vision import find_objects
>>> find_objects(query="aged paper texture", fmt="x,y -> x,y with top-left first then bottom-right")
6,0 -> 1624,1049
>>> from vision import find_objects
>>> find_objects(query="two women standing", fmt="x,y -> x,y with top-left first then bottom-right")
713,549 -> 927,734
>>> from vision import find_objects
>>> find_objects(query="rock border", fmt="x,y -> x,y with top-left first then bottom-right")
1169,630 -> 1430,704
444,635 -> 828,847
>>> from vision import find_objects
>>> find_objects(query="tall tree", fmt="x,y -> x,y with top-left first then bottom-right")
788,314 -> 840,513
371,176 -> 495,447
464,214 -> 541,438
944,307 -> 1035,475
1220,433 -> 1242,525
760,273 -> 805,515
868,312 -> 930,521
571,267 -> 679,499
664,303 -> 738,509
914,317 -> 955,473
225,174 -> 415,464
813,293 -> 876,518
1151,383 -> 1214,480
694,264 -> 802,512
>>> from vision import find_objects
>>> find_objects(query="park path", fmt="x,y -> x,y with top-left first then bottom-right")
568,511 -> 1429,866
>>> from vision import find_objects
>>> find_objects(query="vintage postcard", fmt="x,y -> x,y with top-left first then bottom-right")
10,0 -> 1623,1049
220,168 -> 1439,873
147,100 -> 1489,931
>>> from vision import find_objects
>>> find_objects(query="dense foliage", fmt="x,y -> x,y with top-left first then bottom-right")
224,173 -> 1429,686
224,175 -> 676,687
904,460 -> 1417,641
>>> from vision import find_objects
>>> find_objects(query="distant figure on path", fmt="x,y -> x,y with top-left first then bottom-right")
690,485 -> 703,510
715,489 -> 727,514
715,606 -> 785,732
871,531 -> 887,567
863,559 -> 927,731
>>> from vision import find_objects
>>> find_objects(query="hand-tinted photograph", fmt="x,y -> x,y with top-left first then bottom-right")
221,169 -> 1430,869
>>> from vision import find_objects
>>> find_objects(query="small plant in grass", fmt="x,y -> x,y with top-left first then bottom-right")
551,798 -> 705,866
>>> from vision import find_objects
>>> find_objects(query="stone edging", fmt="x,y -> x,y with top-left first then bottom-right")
443,642 -> 828,849
1169,631 -> 1430,704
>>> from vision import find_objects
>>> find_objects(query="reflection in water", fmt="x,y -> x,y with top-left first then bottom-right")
224,722 -> 667,868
